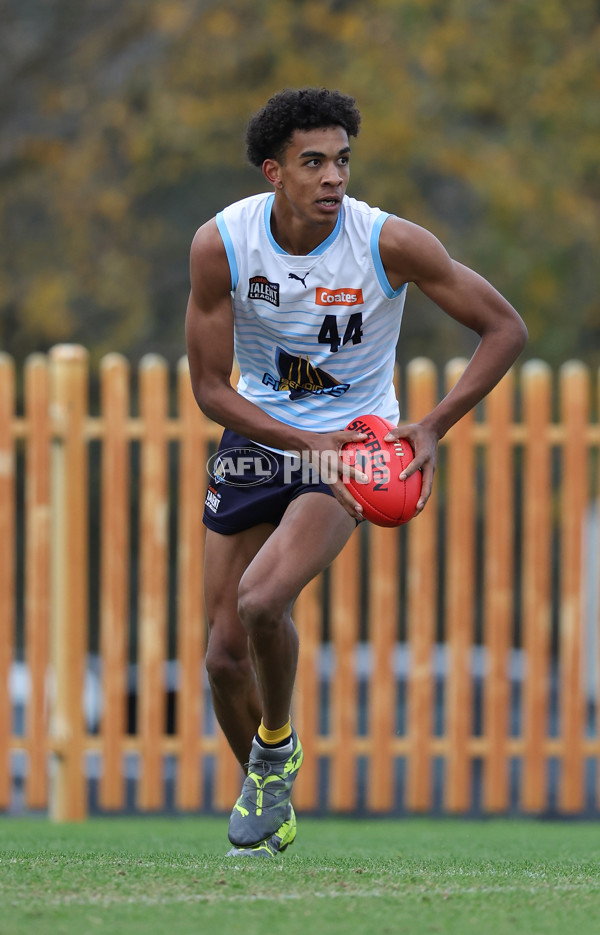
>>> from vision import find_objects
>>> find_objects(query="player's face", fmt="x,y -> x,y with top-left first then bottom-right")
269,126 -> 351,225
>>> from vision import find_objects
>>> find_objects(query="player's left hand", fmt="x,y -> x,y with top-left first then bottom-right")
383,422 -> 439,515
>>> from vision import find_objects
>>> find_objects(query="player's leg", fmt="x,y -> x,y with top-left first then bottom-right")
238,491 -> 356,730
203,522 -> 275,768
228,491 -> 356,848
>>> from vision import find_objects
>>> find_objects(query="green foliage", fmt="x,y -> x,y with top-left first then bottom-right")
1,0 -> 598,367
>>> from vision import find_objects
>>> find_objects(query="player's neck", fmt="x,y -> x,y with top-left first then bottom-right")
269,198 -> 337,256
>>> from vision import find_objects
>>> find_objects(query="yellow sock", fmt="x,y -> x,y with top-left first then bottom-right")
258,718 -> 292,745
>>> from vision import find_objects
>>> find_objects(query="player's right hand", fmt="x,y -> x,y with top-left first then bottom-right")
303,429 -> 369,521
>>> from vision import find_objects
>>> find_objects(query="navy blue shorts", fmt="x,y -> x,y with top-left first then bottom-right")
203,429 -> 336,535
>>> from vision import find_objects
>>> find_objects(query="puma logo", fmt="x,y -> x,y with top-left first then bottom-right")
288,272 -> 309,288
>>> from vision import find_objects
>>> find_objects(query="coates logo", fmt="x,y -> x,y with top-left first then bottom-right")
315,287 -> 364,306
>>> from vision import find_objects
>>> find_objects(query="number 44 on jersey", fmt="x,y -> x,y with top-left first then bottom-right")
318,312 -> 363,353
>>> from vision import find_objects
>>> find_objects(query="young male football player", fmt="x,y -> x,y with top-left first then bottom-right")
185,87 -> 527,856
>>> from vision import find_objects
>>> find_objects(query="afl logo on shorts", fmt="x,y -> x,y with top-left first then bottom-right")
207,446 -> 278,487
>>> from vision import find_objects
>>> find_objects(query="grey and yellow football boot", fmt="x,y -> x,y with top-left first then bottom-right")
227,728 -> 303,848
226,804 -> 297,858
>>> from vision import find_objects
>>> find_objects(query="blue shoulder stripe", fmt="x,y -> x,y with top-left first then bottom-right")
370,213 -> 407,299
216,211 -> 239,291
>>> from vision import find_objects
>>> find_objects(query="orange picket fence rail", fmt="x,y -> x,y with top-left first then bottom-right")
1,345 -> 599,820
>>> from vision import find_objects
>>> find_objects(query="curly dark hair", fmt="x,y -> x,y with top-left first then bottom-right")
245,88 -> 361,167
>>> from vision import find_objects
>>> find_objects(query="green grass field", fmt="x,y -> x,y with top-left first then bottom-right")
1,816 -> 600,934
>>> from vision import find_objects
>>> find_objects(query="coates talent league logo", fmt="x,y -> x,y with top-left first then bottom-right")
248,276 -> 280,307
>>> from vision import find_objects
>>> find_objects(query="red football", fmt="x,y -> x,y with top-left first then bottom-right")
341,414 -> 422,527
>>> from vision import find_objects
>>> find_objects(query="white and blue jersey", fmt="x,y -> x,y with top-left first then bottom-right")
216,192 -> 407,434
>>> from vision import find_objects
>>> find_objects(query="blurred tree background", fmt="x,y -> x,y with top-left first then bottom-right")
1,0 -> 599,371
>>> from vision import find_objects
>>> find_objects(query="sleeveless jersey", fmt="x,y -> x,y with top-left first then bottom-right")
216,192 -> 407,434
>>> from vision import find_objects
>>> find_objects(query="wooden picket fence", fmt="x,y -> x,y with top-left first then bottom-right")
1,344 -> 599,820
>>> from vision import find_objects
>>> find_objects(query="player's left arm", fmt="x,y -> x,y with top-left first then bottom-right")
379,216 -> 528,512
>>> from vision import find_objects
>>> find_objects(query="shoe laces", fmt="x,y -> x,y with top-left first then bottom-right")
245,757 -> 273,777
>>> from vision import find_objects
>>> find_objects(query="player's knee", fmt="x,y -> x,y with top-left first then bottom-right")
205,641 -> 252,689
237,580 -> 282,636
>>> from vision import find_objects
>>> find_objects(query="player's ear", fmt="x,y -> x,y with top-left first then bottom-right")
263,159 -> 283,189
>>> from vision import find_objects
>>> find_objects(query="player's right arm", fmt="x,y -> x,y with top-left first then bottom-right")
186,219 -> 305,449
185,220 -> 367,518
186,218 -> 330,452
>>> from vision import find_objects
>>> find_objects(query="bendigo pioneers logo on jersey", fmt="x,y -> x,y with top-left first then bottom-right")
263,347 -> 350,400
315,287 -> 364,306
249,276 -> 280,307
